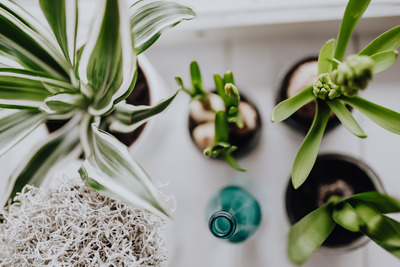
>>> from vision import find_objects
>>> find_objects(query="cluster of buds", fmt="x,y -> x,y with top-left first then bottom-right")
313,73 -> 341,100
331,55 -> 374,97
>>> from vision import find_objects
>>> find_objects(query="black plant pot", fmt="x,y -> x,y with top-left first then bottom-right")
188,91 -> 262,158
277,57 -> 349,134
285,153 -> 383,249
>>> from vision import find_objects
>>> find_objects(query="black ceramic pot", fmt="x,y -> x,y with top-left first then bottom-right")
277,57 -> 349,134
188,91 -> 262,158
285,153 -> 383,249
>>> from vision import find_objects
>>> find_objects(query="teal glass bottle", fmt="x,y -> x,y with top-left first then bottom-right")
206,185 -> 262,243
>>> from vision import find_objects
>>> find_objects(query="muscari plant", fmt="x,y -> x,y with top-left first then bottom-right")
271,0 -> 400,189
289,191 -> 400,265
176,61 -> 246,171
0,0 -> 195,219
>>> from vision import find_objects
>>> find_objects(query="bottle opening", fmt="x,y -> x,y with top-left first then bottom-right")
209,211 -> 236,239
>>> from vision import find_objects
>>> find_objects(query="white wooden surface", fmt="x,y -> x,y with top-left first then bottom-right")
1,1 -> 400,266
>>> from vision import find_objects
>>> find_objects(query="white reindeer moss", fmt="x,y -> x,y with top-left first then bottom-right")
0,181 -> 166,266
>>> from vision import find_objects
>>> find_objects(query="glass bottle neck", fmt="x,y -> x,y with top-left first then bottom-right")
209,211 -> 236,239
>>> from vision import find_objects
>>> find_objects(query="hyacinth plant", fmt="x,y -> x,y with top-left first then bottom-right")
0,0 -> 195,219
288,191 -> 400,265
176,61 -> 246,171
271,0 -> 400,189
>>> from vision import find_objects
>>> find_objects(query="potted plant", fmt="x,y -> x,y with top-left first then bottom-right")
176,61 -> 262,171
0,0 -> 195,219
0,178 -> 167,265
286,154 -> 400,265
271,0 -> 400,189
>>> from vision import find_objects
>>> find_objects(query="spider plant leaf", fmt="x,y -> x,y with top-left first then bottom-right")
214,110 -> 229,143
40,93 -> 86,115
78,0 -> 136,116
333,201 -> 364,232
0,1 -> 70,79
348,192 -> 400,214
341,95 -> 400,135
326,98 -> 366,137
79,124 -> 171,218
0,109 -> 47,156
2,116 -> 81,207
352,202 -> 400,256
318,39 -> 335,75
39,0 -> 78,68
288,203 -> 336,265
129,0 -> 195,54
109,90 -> 178,133
271,85 -> 315,123
292,100 -> 330,189
370,50 -> 398,74
359,25 -> 400,56
334,0 -> 371,64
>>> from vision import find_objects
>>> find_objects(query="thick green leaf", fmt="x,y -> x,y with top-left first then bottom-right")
109,90 -> 178,133
78,0 -> 136,116
348,192 -> 400,214
224,152 -> 246,172
288,203 -> 336,265
334,0 -> 371,64
41,93 -> 86,115
2,116 -> 81,207
342,95 -> 400,135
292,100 -> 330,189
79,124 -> 171,218
370,50 -> 398,74
333,201 -> 364,232
214,110 -> 228,143
39,0 -> 78,68
0,1 -> 70,78
326,98 -> 366,137
359,25 -> 400,56
0,109 -> 47,156
129,0 -> 195,54
271,85 -> 315,123
318,39 -> 335,75
190,61 -> 203,95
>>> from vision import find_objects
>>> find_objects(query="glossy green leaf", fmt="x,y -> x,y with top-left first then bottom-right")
348,191 -> 400,214
271,85 -> 315,123
79,124 -> 171,218
0,109 -> 47,156
370,50 -> 398,74
292,100 -> 330,189
318,39 -> 335,75
333,201 -> 364,232
190,61 -> 204,96
359,25 -> 400,56
39,0 -> 78,68
78,0 -> 136,116
129,0 -> 195,54
342,95 -> 400,135
214,110 -> 229,143
288,203 -> 336,265
326,98 -> 366,137
2,116 -> 81,207
224,153 -> 246,172
41,93 -> 86,115
0,1 -> 70,79
109,90 -> 178,133
334,0 -> 371,64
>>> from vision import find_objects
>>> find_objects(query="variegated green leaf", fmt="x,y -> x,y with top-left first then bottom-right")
0,1 -> 70,79
78,0 -> 136,116
318,39 -> 335,75
370,50 -> 398,74
292,100 -> 330,189
271,85 -> 315,123
0,109 -> 47,156
2,116 -> 81,207
110,90 -> 178,133
40,93 -> 86,115
79,124 -> 171,218
39,0 -> 78,69
129,0 -> 196,54
359,25 -> 400,56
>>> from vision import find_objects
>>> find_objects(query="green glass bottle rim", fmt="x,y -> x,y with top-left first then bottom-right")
209,211 -> 236,239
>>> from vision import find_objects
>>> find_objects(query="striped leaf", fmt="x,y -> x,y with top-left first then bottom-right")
39,0 -> 78,68
129,0 -> 196,54
0,109 -> 47,156
41,93 -> 86,115
78,0 -> 136,116
0,1 -> 70,79
2,116 -> 81,207
79,124 -> 171,218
